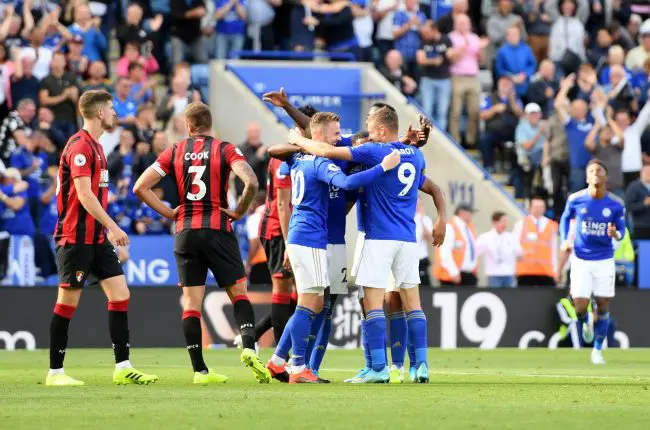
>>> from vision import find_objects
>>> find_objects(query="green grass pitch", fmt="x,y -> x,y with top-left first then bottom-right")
2,348 -> 650,429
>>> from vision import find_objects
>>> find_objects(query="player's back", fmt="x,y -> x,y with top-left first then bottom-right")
568,189 -> 626,260
286,153 -> 330,249
351,141 -> 425,242
155,135 -> 244,234
55,129 -> 109,245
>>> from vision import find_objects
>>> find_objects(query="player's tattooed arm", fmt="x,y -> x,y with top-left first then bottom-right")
262,87 -> 310,130
223,160 -> 259,220
288,128 -> 353,160
133,168 -> 177,221
419,176 -> 447,247
268,143 -> 301,161
75,176 -> 129,246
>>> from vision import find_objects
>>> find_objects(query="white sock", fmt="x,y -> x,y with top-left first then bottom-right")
292,364 -> 306,373
115,360 -> 133,369
49,368 -> 64,376
271,354 -> 286,366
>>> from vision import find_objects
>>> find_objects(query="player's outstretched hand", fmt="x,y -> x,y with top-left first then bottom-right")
287,127 -> 303,145
108,227 -> 129,247
432,219 -> 445,247
220,207 -> 245,221
381,150 -> 401,171
607,222 -> 618,238
262,87 -> 289,107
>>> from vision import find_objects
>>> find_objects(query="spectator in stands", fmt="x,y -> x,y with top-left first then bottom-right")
11,130 -> 49,221
10,51 -> 39,107
448,13 -> 485,148
526,59 -> 559,118
237,121 -> 267,194
627,13 -> 643,45
434,203 -> 478,286
40,7 -> 72,51
127,63 -> 155,105
416,21 -> 452,130
65,35 -> 88,79
135,187 -> 172,235
157,74 -> 199,127
108,185 -> 135,235
544,111 -> 570,219
132,103 -> 157,145
610,20 -> 636,52
116,3 -> 159,54
599,45 -> 631,86
288,1 -> 316,52
116,41 -> 160,80
554,73 -> 594,192
38,165 -> 58,277
525,0 -> 553,63
587,27 -> 612,69
165,113 -> 188,146
604,64 -> 636,113
68,3 -> 107,63
214,0 -> 248,59
316,0 -> 359,60
0,99 -> 36,165
392,0 -> 426,76
112,77 -> 137,126
515,103 -> 546,199
625,164 -> 650,240
476,211 -> 521,288
132,131 -> 178,206
487,0 -> 527,50
0,45 -> 12,120
107,127 -> 136,189
372,0 -> 399,61
626,26 -> 650,71
0,6 -> 29,51
20,27 -> 53,81
479,76 -> 523,173
81,61 -> 110,93
170,0 -> 208,65
586,0 -> 632,38
585,103 -> 625,197
567,63 -> 597,102
36,107 -> 66,150
495,25 -> 537,98
351,0 -> 374,62
246,0 -> 277,52
549,0 -> 587,77
615,96 -> 650,187
39,51 -> 79,140
380,49 -> 418,96
0,167 -> 35,239
435,0 -> 466,34
415,198 -> 434,286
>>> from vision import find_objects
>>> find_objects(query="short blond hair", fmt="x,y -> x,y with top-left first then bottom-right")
184,102 -> 212,133
309,112 -> 340,133
78,90 -> 113,120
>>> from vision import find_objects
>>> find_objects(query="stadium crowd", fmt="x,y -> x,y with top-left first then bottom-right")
0,0 -> 649,285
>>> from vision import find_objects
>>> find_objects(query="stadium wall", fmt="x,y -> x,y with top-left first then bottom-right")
0,287 -> 642,350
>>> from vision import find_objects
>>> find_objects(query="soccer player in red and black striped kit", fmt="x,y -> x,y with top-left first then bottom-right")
46,90 -> 158,386
134,102 -> 271,384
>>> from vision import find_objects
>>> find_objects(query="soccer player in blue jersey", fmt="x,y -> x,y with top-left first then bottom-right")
289,107 -> 431,383
559,158 -> 626,365
266,112 -> 401,383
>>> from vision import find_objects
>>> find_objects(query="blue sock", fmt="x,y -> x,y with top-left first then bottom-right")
388,311 -> 407,368
304,303 -> 326,365
406,310 -> 427,367
309,300 -> 334,371
366,309 -> 387,372
360,316 -> 372,369
407,334 -> 416,368
593,312 -> 610,351
274,315 -> 293,360
577,312 -> 588,347
289,306 -> 315,367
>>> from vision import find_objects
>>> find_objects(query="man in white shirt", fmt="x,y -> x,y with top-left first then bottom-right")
615,100 -> 650,187
433,203 -> 478,286
415,198 -> 434,285
476,211 -> 522,288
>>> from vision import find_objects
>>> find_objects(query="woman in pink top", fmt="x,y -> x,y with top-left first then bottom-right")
116,41 -> 159,81
447,14 -> 488,148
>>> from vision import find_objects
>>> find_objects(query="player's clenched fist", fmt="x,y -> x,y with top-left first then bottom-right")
108,227 -> 129,247
381,150 -> 401,171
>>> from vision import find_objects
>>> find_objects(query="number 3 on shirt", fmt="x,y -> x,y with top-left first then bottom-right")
290,170 -> 305,205
397,162 -> 416,196
187,165 -> 207,201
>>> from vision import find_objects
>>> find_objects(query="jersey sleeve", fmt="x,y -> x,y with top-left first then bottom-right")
559,197 -> 576,242
152,145 -> 174,177
317,159 -> 385,190
350,143 -> 383,167
275,162 -> 292,189
224,143 -> 246,166
614,203 -> 626,238
67,141 -> 94,179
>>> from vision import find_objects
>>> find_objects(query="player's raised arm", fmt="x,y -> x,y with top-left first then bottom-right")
262,87 -> 311,130
74,176 -> 128,246
288,128 -> 353,160
224,159 -> 259,220
268,143 -> 301,161
318,150 -> 400,190
419,176 -> 447,247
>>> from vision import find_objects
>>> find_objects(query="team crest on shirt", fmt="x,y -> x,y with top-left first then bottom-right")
602,208 -> 611,217
75,271 -> 84,282
73,154 -> 86,167
328,164 -> 341,171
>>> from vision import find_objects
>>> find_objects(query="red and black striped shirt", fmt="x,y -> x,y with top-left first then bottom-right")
153,135 -> 245,234
259,158 -> 292,240
54,129 -> 109,245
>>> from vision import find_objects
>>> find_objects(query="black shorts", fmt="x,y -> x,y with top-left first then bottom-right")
261,236 -> 293,279
56,242 -> 124,289
174,229 -> 246,288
